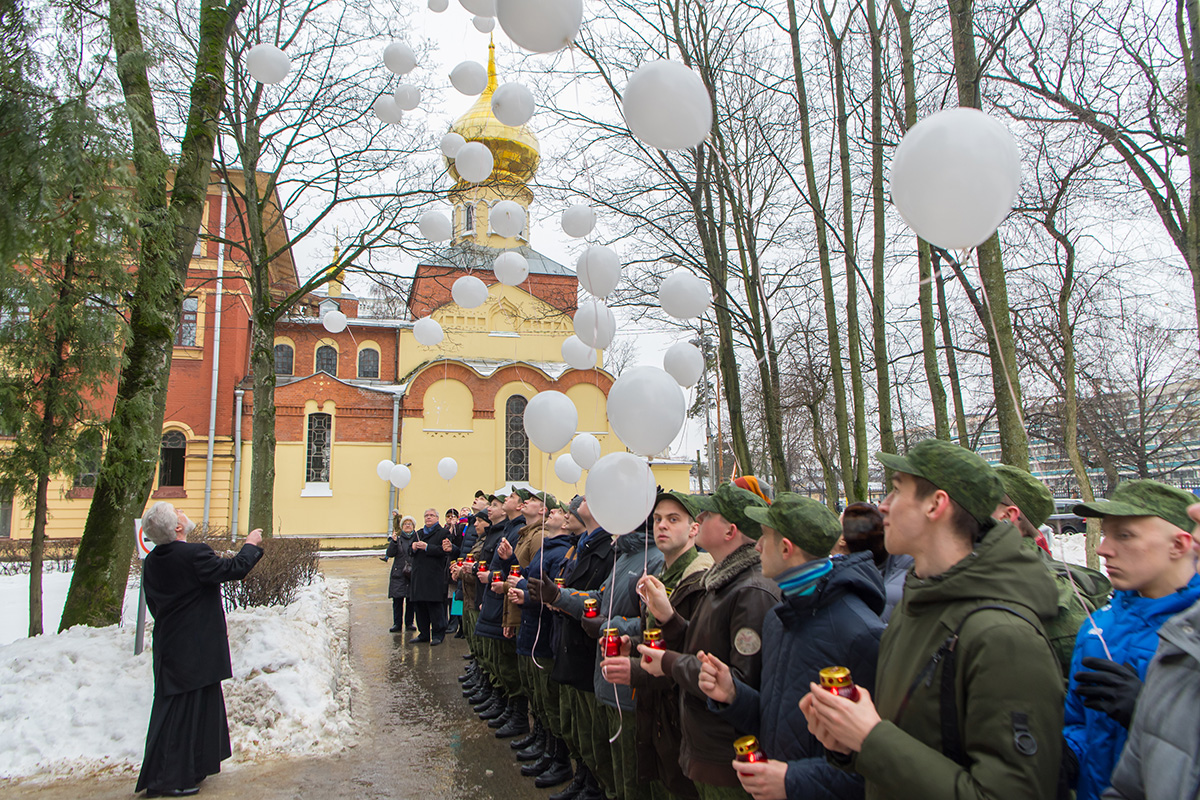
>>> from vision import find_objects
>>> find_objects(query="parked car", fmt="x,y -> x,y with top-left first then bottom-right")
1046,498 -> 1087,536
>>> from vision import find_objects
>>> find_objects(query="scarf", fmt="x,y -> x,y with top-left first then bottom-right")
776,557 -> 832,598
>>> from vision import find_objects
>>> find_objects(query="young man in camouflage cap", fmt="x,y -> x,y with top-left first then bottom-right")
637,482 -> 780,800
802,438 -> 1064,800
1062,480 -> 1200,800
696,493 -> 886,800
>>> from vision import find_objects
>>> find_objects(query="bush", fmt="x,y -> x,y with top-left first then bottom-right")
190,532 -> 320,611
0,538 -> 80,575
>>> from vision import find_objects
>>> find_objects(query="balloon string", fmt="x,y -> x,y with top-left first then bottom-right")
531,452 -> 551,671
604,554 -> 622,744
1054,531 -> 1112,660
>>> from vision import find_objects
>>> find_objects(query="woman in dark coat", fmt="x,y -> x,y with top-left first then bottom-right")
383,512 -> 417,633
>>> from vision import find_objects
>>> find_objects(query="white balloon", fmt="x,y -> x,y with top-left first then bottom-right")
491,82 -> 535,127
473,15 -> 496,32
419,210 -> 452,242
490,200 -> 526,237
495,0 -> 582,53
561,335 -> 596,370
663,341 -> 704,387
452,275 -> 489,309
383,42 -> 417,76
393,83 -> 421,111
890,107 -> 1022,250
573,297 -> 616,350
576,245 -> 621,299
585,452 -> 657,534
450,60 -> 487,95
494,251 -> 530,285
523,390 -> 579,453
373,96 -> 404,125
376,459 -> 395,481
428,0 -> 449,12
413,316 -> 444,346
555,453 -> 583,484
440,131 -> 467,158
459,0 -> 495,15
454,141 -> 494,183
246,44 -> 291,85
437,457 -> 458,481
561,204 -> 595,238
390,463 -> 412,489
570,432 -> 602,470
622,60 -> 712,151
321,309 -> 347,334
606,365 -> 686,456
658,270 -> 711,319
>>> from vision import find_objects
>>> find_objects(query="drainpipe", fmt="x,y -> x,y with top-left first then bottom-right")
230,388 -> 244,541
203,184 -> 229,527
389,393 -> 400,532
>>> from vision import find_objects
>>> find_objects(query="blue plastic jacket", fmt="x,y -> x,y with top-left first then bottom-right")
515,534 -> 574,658
475,515 -> 524,640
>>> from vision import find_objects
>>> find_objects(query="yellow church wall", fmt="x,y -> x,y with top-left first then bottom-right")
270,439 -> 393,536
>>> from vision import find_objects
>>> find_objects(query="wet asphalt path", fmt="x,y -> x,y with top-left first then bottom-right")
7,556 -> 545,800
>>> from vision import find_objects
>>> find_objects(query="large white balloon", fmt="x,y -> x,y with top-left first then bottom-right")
570,432 -> 602,470
523,390 -> 579,453
322,309 -> 347,334
576,246 -> 621,299
658,270 -> 711,319
413,316 -> 444,346
890,107 -> 1022,250
561,204 -> 595,238
419,210 -> 452,242
393,83 -> 421,111
437,457 -> 458,481
555,453 -> 583,484
494,251 -> 529,285
663,341 -> 704,387
373,96 -> 404,125
606,365 -> 686,456
473,15 -> 496,32
383,42 -> 417,76
452,275 -> 489,309
585,452 -> 657,534
495,0 -> 582,53
490,200 -> 526,237
247,44 -> 291,85
376,459 -> 395,481
573,297 -> 616,349
389,463 -> 412,489
623,61 -> 712,151
459,0 -> 495,15
440,131 -> 466,158
491,82 -> 535,127
428,0 -> 449,12
561,335 -> 596,370
450,61 -> 488,95
454,141 -> 494,183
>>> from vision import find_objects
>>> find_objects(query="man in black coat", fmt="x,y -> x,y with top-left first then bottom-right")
135,501 -> 264,798
409,507 -> 454,645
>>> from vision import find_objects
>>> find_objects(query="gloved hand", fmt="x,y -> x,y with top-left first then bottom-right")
580,610 -> 606,639
528,577 -> 559,606
1074,657 -> 1142,728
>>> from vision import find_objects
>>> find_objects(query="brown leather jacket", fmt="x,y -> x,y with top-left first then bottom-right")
503,521 -> 545,628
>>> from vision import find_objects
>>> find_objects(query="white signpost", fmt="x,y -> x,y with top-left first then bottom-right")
134,518 -> 151,655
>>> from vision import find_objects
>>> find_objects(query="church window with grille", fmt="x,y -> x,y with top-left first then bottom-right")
175,297 -> 198,346
505,395 -> 529,481
159,430 -> 187,487
358,348 -> 379,379
274,343 -> 294,375
315,345 -> 338,376
306,413 -> 332,483
464,204 -> 476,233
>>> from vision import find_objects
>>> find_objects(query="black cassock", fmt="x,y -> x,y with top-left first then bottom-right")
136,540 -> 263,794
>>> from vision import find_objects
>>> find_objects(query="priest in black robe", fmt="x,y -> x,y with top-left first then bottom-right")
135,501 -> 264,797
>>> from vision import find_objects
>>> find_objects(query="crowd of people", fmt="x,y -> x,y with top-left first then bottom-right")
424,439 -> 1200,800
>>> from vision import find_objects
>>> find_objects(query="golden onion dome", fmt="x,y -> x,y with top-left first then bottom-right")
446,40 -> 540,186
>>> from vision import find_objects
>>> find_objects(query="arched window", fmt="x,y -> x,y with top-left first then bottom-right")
159,430 -> 187,487
505,395 -> 529,481
315,345 -> 338,376
175,297 -> 198,346
464,203 -> 476,234
358,348 -> 379,379
306,413 -> 332,483
274,343 -> 294,376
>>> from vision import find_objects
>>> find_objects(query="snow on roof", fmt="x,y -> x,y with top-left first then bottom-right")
420,243 -> 573,277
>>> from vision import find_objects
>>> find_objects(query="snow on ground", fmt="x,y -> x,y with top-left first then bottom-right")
1053,532 -> 1091,569
0,570 -> 140,646
0,574 -> 355,783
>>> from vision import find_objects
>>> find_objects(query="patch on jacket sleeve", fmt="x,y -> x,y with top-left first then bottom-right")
734,627 -> 762,656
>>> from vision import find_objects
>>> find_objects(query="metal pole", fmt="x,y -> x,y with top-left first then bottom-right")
230,388 -> 244,541
134,580 -> 148,655
389,394 -> 399,532
203,183 -> 229,526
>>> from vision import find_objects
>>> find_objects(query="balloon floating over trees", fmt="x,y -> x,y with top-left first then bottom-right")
321,309 -> 347,334
523,390 -> 578,453
606,366 -> 686,456
473,15 -> 496,32
889,107 -> 1022,250
663,341 -> 704,387
573,297 -> 616,349
586,452 -> 656,534
622,60 -> 713,151
452,275 -> 489,309
570,432 -> 602,470
496,0 -> 583,53
373,97 -> 404,125
383,42 -> 417,76
454,141 -> 494,183
246,44 -> 291,84
376,459 -> 395,481
555,453 -> 582,484
393,84 -> 421,111
576,245 -> 621,299
658,270 -> 711,319
413,316 -> 444,346
561,204 -> 595,238
440,132 -> 467,158
491,82 -> 535,126
450,61 -> 488,95
437,457 -> 458,481
494,251 -> 529,285
419,210 -> 452,242
490,200 -> 526,237
390,463 -> 412,489
428,0 -> 449,12
561,335 -> 596,370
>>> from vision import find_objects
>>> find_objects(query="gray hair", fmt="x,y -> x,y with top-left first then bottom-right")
142,501 -> 180,546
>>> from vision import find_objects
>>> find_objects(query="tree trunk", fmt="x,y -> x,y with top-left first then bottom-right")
934,253 -> 970,446
248,308 -> 277,535
809,402 -> 840,512
1180,0 -> 1200,352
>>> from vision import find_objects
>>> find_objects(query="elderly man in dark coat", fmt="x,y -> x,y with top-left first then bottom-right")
135,500 -> 263,798
409,507 -> 454,645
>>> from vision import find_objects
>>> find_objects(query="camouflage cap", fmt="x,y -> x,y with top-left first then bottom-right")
654,490 -> 696,519
474,489 -> 488,499
515,488 -> 534,501
531,490 -> 557,510
995,465 -> 1055,529
876,439 -> 1003,526
689,482 -> 768,540
744,492 -> 842,557
1074,479 -> 1195,533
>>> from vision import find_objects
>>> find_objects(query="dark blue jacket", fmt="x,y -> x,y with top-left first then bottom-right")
712,552 -> 885,800
516,534 -> 574,658
476,515 -> 524,640
454,524 -> 480,601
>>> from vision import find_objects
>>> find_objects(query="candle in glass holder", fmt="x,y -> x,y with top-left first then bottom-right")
583,598 -> 599,618
734,735 -> 767,765
819,666 -> 861,702
602,627 -> 621,658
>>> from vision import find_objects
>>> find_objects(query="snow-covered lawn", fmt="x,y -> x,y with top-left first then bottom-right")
0,570 -> 140,646
0,573 -> 356,783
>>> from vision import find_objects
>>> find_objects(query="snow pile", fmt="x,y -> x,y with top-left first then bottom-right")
0,575 -> 355,782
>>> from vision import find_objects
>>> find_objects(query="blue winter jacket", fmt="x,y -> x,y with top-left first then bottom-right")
1065,572 -> 1200,800
711,552 -> 886,800
516,534 -> 574,658
475,515 -> 524,640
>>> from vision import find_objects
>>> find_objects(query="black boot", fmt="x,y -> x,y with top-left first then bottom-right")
472,687 -> 499,713
469,682 -> 493,708
544,759 -> 584,794
577,770 -> 606,800
479,694 -> 508,721
511,717 -> 542,750
487,698 -> 515,728
494,696 -> 529,738
518,728 -> 551,767
521,739 -> 554,775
